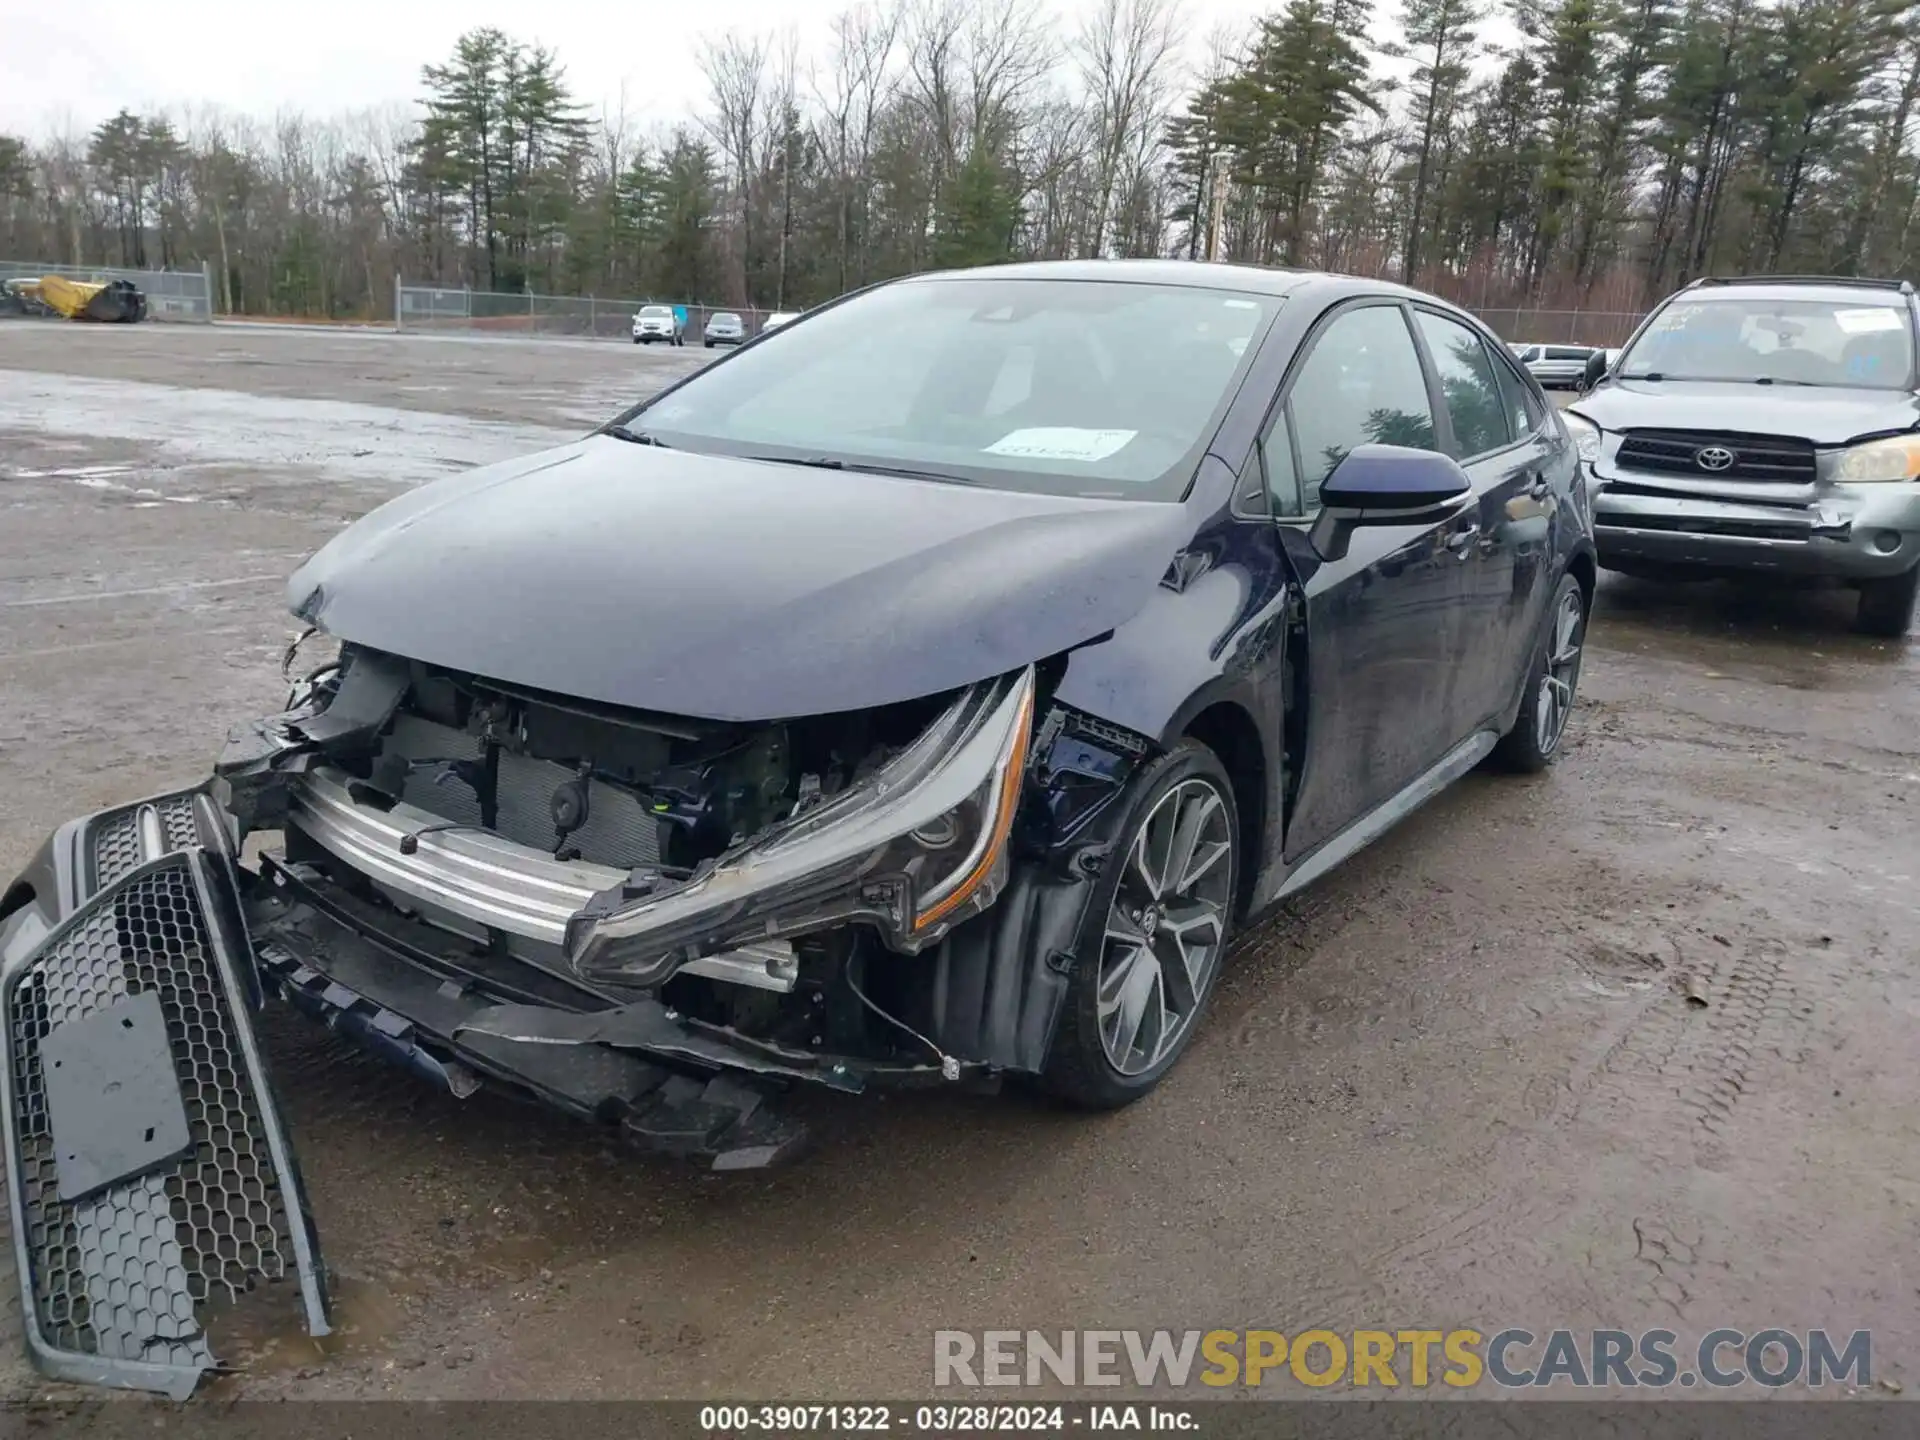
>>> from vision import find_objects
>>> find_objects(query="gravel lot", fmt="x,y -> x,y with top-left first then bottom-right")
0,321 -> 1915,1402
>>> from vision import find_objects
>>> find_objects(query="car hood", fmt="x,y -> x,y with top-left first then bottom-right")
287,437 -> 1193,721
1572,379 -> 1920,446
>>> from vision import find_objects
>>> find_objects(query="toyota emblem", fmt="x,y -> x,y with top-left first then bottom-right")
1694,445 -> 1737,472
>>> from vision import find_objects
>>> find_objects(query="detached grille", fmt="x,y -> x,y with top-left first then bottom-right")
3,852 -> 327,1395
88,795 -> 200,890
1615,430 -> 1817,483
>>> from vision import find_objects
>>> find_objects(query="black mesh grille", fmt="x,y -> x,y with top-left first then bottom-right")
1615,429 -> 1817,483
88,796 -> 200,890
6,859 -> 307,1377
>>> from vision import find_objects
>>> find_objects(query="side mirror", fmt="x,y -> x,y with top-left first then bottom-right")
1309,445 -> 1471,563
1582,351 -> 1608,391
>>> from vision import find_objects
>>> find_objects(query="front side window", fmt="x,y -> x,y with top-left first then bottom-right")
1620,295 -> 1916,388
1417,310 -> 1511,459
625,278 -> 1278,500
1283,304 -> 1438,513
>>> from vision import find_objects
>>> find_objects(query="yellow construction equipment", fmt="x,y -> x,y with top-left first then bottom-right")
1,274 -> 148,322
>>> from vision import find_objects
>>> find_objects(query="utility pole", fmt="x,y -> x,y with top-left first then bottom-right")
1206,155 -> 1229,263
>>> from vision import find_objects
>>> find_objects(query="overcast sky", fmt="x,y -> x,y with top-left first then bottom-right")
0,0 -> 1352,140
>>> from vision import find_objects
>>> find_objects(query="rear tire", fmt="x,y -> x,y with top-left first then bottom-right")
1040,740 -> 1238,1110
1493,571 -> 1587,773
1855,564 -> 1919,637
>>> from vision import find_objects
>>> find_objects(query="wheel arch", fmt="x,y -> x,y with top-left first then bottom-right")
1178,699 -> 1266,921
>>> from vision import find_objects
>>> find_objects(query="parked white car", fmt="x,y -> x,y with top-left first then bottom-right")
761,311 -> 801,332
632,305 -> 683,346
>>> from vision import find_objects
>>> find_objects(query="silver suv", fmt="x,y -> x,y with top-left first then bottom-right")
1566,275 -> 1920,636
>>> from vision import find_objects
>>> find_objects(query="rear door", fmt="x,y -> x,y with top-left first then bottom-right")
1257,300 -> 1473,861
1411,307 -> 1556,734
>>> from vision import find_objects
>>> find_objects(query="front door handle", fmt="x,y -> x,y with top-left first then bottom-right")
1445,523 -> 1480,558
1528,475 -> 1552,501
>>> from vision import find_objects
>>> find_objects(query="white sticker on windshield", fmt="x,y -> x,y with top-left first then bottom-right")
1834,307 -> 1904,334
984,428 -> 1137,462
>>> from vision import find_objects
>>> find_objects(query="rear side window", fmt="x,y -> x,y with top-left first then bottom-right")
1417,311 -> 1511,459
1545,346 -> 1591,360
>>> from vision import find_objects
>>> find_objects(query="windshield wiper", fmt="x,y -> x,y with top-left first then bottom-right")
604,423 -> 670,447
745,454 -> 971,484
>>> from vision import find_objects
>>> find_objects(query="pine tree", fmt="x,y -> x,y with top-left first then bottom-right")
1387,0 -> 1483,281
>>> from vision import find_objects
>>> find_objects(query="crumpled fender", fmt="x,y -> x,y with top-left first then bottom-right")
919,703 -> 1152,1073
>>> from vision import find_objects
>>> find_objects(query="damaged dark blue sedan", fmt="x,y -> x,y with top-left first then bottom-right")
0,261 -> 1592,1395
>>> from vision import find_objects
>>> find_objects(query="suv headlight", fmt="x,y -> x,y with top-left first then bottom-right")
1834,435 -> 1920,483
1562,410 -> 1602,464
568,667 -> 1037,987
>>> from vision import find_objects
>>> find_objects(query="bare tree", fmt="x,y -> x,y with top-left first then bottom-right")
698,31 -> 771,301
1074,0 -> 1181,257
813,3 -> 903,290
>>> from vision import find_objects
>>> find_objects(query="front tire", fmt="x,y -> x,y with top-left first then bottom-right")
1855,564 -> 1918,637
1493,570 -> 1587,773
1040,740 -> 1238,1110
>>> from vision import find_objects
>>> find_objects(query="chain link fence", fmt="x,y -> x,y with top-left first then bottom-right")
0,259 -> 214,321
396,282 -> 778,345
1475,308 -> 1645,348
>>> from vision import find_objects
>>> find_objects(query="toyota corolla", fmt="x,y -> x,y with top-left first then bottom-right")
0,261 -> 1592,1397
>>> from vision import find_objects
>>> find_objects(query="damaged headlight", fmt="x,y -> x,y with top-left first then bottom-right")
568,667 -> 1037,987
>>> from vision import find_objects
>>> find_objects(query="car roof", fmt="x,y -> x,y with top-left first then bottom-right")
1679,281 -> 1910,307
891,257 -> 1434,303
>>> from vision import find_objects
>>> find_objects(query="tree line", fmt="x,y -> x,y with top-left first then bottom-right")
1,0 -> 1916,322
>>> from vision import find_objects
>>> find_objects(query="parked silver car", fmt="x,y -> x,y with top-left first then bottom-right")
1512,343 -> 1598,390
704,311 -> 746,347
1565,274 -> 1920,635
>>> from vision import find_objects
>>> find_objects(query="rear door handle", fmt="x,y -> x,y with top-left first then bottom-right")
1528,475 -> 1551,500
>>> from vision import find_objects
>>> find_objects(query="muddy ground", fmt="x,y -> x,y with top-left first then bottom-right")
0,321 -> 1915,1402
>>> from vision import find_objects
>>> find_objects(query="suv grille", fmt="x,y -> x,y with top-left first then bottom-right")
1615,430 -> 1816,483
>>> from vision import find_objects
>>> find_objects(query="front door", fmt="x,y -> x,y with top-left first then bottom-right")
1259,301 -> 1472,862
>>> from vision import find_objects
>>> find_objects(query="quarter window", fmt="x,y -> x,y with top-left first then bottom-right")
1492,350 -> 1541,439
1277,304 -> 1438,515
1417,311 -> 1512,459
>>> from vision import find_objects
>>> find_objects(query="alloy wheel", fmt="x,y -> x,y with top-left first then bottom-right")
1535,586 -> 1585,755
1096,778 -> 1234,1077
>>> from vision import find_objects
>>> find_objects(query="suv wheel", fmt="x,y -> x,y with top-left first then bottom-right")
1856,564 -> 1919,637
1040,741 -> 1238,1110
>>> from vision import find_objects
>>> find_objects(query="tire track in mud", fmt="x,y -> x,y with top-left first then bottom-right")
1262,898 -> 1829,1332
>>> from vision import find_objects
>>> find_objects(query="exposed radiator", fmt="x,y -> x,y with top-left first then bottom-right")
378,713 -> 664,869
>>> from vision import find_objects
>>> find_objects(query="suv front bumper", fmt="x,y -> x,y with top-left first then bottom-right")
1593,477 -> 1920,579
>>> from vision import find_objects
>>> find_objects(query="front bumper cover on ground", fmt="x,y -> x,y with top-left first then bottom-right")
0,797 -> 330,1400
